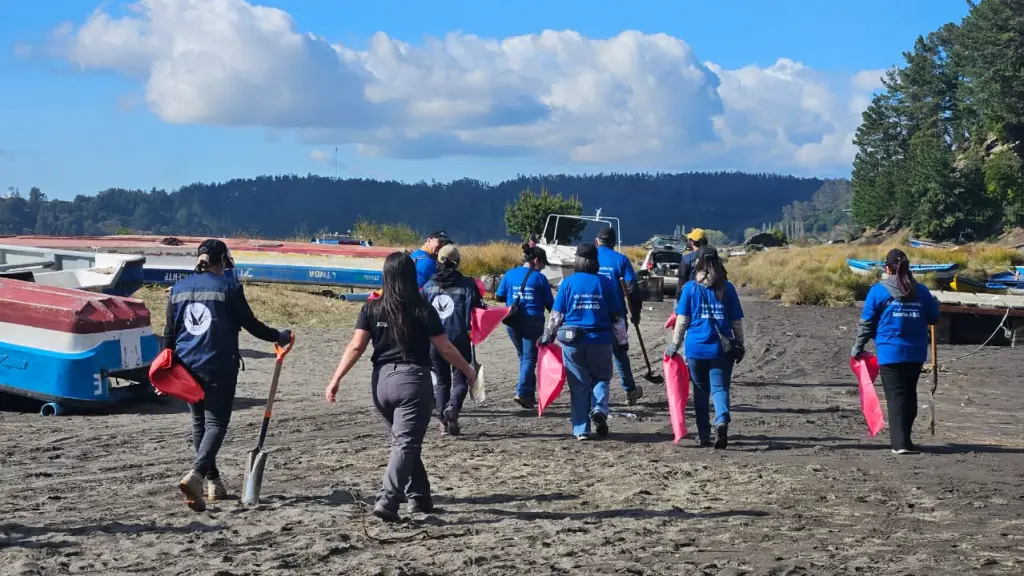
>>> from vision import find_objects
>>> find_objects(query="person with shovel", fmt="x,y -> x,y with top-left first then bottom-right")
496,243 -> 554,410
594,227 -> 645,406
166,239 -> 293,512
851,249 -> 940,455
421,245 -> 486,436
540,243 -> 629,440
325,252 -> 476,522
664,246 -> 744,449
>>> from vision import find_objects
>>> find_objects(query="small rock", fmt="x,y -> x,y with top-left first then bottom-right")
806,464 -> 824,473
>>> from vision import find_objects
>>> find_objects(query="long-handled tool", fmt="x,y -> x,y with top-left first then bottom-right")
242,333 -> 294,507
619,278 -> 664,385
929,325 -> 938,436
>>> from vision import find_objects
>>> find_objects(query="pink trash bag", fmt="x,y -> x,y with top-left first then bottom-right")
475,278 -> 487,298
848,353 -> 885,437
537,343 -> 566,417
470,306 -> 510,345
664,313 -> 677,330
662,354 -> 690,443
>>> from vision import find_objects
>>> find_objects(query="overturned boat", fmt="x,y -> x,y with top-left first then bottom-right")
0,244 -> 145,296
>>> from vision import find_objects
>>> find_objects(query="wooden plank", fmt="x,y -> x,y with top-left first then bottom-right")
933,290 -> 1024,310
939,304 -> 1024,318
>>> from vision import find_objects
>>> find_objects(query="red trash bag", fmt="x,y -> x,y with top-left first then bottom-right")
475,278 -> 487,298
664,313 -> 677,330
471,306 -> 510,345
663,354 -> 690,443
848,354 -> 885,437
368,290 -> 382,301
148,349 -> 205,403
537,343 -> 566,417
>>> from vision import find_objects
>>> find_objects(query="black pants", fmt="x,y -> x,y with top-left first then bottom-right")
430,336 -> 472,418
371,363 -> 434,511
188,370 -> 238,479
879,362 -> 923,451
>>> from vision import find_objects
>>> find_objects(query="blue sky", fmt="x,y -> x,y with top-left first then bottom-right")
0,0 -> 971,200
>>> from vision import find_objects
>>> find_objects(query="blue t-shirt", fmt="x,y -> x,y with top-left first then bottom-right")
409,249 -> 436,289
552,272 -> 623,345
596,246 -> 637,307
496,265 -> 554,317
675,281 -> 744,360
861,282 -> 940,365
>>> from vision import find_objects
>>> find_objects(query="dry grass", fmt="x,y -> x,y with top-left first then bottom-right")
459,243 -> 525,277
729,241 -> 1023,307
134,284 -> 362,335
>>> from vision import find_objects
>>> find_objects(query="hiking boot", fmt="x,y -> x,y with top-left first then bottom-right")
695,437 -> 713,448
178,470 -> 207,512
514,396 -> 535,410
438,420 -> 449,436
626,386 -> 644,406
591,411 -> 609,438
372,504 -> 400,523
714,423 -> 729,450
206,477 -> 228,501
408,499 -> 434,514
443,406 -> 460,436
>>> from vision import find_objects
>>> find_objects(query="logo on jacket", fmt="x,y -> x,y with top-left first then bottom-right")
431,294 -> 456,321
183,302 -> 213,336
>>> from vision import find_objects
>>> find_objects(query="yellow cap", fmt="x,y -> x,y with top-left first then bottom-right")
687,228 -> 706,241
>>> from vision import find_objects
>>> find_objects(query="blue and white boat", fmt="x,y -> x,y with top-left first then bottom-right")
908,238 -> 958,250
143,255 -> 384,290
0,244 -> 145,296
846,258 -> 960,281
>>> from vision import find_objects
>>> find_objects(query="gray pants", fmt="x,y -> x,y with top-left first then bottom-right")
371,363 -> 434,511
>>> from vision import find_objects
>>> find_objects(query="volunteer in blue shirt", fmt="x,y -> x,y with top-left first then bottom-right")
594,227 -> 645,406
422,245 -> 486,435
541,243 -> 629,440
496,243 -> 554,409
165,239 -> 293,512
851,249 -> 940,455
408,230 -> 452,288
665,246 -> 744,449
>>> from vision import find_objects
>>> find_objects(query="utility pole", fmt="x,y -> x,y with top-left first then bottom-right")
334,147 -> 339,179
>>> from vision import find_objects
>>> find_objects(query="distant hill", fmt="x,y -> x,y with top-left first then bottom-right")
775,179 -> 854,240
1,172 -> 827,244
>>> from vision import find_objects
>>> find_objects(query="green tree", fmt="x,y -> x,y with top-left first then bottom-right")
743,227 -> 760,241
704,229 -> 732,246
504,186 -> 585,243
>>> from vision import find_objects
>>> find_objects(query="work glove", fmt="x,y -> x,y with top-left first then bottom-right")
277,329 -> 294,347
850,345 -> 865,359
631,312 -> 641,327
538,334 -> 554,346
664,342 -> 680,358
731,341 -> 746,364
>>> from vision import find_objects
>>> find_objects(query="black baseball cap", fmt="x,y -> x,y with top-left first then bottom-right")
198,239 -> 235,268
576,242 -> 598,259
426,229 -> 452,245
597,227 -> 617,244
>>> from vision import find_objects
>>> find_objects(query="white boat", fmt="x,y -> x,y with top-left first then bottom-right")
535,209 -> 622,287
0,244 -> 146,296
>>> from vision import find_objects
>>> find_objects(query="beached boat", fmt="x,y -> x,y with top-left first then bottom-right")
846,258 -> 960,281
535,209 -> 621,287
0,279 -> 159,415
0,244 -> 145,296
950,275 -> 1010,294
143,257 -> 384,290
908,238 -> 958,250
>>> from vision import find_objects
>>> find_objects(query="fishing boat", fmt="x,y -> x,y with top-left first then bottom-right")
0,244 -> 145,296
0,279 -> 159,415
950,275 -> 1009,294
846,258 -> 960,281
310,233 -> 374,247
142,253 -> 384,290
535,209 -> 621,287
908,238 -> 958,250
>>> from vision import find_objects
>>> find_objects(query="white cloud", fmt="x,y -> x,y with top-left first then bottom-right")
309,149 -> 330,164
47,0 -> 880,172
12,42 -> 32,58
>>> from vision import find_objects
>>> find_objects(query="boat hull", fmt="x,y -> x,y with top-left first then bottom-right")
846,258 -> 959,281
0,244 -> 146,296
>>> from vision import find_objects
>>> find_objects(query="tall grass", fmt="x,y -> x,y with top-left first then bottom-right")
352,219 -> 421,247
460,243 -> 523,277
728,241 -> 1023,307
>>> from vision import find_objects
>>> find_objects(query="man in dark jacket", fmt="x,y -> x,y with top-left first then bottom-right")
678,228 -> 709,284
422,245 -> 485,435
165,239 -> 292,512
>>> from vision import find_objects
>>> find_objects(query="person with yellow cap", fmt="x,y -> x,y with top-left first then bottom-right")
677,228 -> 708,285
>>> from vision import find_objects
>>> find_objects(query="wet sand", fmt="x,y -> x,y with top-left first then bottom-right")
2,296 -> 1023,575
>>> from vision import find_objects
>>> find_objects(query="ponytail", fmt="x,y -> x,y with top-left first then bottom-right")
194,253 -> 212,274
895,257 -> 915,296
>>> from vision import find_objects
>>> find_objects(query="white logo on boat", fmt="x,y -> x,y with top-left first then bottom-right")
184,303 -> 213,336
432,294 -> 456,321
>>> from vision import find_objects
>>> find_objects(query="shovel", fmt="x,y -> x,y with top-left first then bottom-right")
242,333 -> 294,507
929,325 -> 938,436
619,278 -> 664,385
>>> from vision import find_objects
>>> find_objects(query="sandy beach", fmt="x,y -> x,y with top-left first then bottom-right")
2,295 -> 1023,575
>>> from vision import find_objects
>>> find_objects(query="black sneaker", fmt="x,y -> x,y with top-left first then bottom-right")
372,504 -> 400,523
714,423 -> 729,450
408,499 -> 434,514
695,437 -> 713,447
443,406 -> 460,436
513,396 -> 535,409
591,411 -> 609,438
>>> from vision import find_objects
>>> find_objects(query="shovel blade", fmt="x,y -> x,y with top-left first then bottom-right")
242,451 -> 267,507
644,372 -> 665,385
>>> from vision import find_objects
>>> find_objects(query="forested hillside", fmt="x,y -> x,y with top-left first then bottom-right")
0,172 -> 824,244
851,0 -> 1024,241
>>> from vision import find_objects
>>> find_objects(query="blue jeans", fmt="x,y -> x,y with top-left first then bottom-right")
686,357 -> 734,441
612,340 -> 636,392
506,315 -> 545,401
562,343 -> 613,436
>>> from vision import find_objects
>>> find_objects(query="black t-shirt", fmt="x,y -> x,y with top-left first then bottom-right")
355,300 -> 445,367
